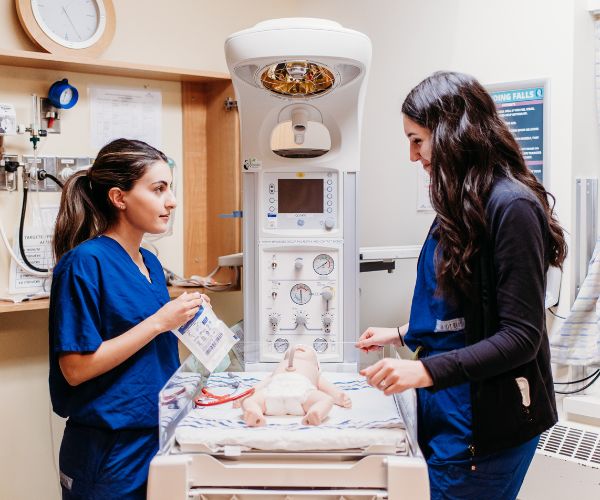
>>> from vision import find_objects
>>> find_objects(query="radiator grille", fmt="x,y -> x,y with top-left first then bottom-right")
537,423 -> 600,468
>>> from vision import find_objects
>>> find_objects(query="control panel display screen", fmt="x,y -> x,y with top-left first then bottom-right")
278,179 -> 324,213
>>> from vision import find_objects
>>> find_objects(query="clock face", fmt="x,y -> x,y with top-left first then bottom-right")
31,0 -> 106,49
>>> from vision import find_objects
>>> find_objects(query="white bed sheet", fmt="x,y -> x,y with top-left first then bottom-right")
175,372 -> 407,454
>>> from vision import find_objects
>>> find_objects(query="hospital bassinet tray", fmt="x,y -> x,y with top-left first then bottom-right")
148,356 -> 429,499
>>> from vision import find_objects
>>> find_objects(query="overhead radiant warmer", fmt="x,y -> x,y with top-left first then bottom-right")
225,18 -> 371,370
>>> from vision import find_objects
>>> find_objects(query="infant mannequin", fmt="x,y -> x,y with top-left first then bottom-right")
238,344 -> 351,426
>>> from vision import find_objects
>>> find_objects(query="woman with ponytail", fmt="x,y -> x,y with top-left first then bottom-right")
356,72 -> 567,499
49,138 -> 208,499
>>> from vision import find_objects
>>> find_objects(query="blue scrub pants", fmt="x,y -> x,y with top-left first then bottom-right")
59,421 -> 159,500
427,435 -> 539,500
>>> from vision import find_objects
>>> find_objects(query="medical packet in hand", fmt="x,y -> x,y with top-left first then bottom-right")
172,305 -> 238,372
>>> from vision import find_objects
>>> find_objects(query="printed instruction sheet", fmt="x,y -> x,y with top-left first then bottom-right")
90,87 -> 162,149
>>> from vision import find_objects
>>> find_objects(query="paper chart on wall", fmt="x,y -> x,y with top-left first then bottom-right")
90,87 -> 162,149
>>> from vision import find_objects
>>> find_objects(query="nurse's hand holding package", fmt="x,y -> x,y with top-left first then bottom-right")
152,291 -> 208,332
49,138 -> 208,500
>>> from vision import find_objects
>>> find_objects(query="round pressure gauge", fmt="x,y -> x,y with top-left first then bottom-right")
48,79 -> 79,109
290,283 -> 312,305
273,338 -> 289,353
313,338 -> 328,353
313,254 -> 334,275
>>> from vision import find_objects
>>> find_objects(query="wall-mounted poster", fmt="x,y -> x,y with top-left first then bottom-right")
487,80 -> 547,185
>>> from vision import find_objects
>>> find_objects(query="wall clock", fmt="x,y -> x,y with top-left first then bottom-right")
16,0 -> 116,57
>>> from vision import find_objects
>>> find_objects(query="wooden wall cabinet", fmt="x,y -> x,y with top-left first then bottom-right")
183,81 -> 240,278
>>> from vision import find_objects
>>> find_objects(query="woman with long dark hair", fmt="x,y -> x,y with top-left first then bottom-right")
356,72 -> 566,499
49,138 -> 207,499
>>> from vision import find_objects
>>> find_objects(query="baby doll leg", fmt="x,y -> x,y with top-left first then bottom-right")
241,391 -> 267,427
316,375 -> 352,408
301,390 -> 334,425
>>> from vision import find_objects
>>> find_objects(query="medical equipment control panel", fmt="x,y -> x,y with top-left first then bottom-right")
258,241 -> 342,362
263,172 -> 337,231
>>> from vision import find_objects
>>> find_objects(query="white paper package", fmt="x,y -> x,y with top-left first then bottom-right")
171,305 -> 238,372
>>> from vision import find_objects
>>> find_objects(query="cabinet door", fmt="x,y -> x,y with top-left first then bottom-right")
183,81 -> 240,277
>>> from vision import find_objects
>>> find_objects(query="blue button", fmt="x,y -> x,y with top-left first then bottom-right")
297,219 -> 305,226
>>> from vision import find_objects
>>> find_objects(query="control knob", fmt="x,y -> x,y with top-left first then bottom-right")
269,314 -> 280,328
295,311 -> 308,328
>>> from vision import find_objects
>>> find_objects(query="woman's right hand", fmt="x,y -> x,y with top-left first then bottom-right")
151,292 -> 205,333
355,325 -> 407,352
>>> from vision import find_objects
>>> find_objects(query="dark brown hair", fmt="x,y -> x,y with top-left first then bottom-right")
402,71 -> 567,298
53,138 -> 168,262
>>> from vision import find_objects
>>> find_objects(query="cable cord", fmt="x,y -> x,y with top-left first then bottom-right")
164,264 -> 239,291
40,171 -> 64,188
0,203 -> 50,277
554,369 -> 600,385
555,370 -> 600,395
19,186 -> 50,273
548,307 -> 566,320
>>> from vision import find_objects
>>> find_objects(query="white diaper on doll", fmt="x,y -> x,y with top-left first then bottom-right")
236,344 -> 352,427
264,372 -> 317,416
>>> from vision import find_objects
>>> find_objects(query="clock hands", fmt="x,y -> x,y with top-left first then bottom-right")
62,6 -> 83,41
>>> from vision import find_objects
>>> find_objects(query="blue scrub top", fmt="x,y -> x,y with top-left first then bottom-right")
404,224 -> 472,463
49,235 -> 180,430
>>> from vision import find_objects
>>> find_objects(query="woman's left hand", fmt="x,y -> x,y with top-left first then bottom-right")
200,294 -> 211,306
360,358 -> 433,395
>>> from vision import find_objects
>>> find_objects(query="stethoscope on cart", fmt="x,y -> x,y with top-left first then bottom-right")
194,387 -> 255,406
194,373 -> 255,407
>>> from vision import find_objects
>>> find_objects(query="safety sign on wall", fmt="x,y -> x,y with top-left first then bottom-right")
489,83 -> 546,184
